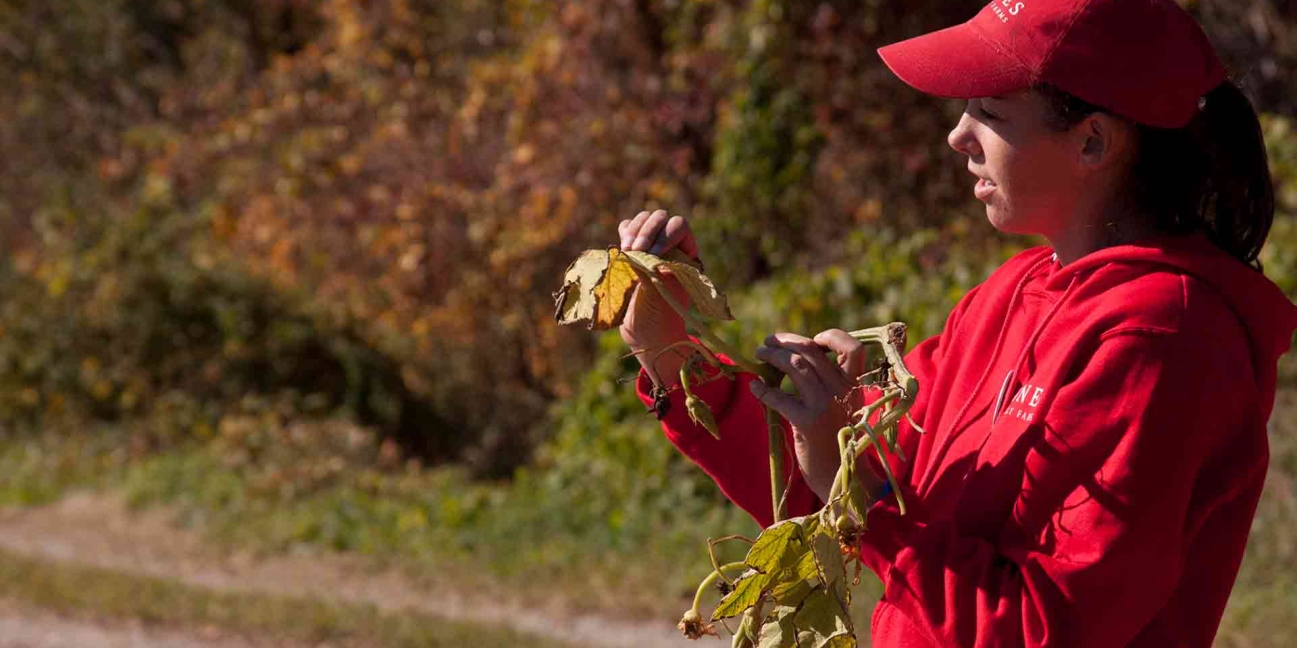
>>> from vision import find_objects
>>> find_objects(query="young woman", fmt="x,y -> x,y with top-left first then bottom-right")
616,0 -> 1297,646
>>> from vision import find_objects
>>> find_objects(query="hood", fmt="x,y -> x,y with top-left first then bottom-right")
1048,233 -> 1297,379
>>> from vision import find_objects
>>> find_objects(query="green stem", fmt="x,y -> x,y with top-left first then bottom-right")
855,420 -> 907,515
824,427 -> 855,508
680,356 -> 697,399
707,535 -> 755,587
853,388 -> 901,431
733,596 -> 767,648
691,562 -> 750,614
653,339 -> 724,374
633,264 -> 786,523
766,399 -> 785,523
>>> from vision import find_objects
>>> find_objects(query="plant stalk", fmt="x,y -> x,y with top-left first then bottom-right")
635,265 -> 786,523
765,395 -> 786,523
691,562 -> 750,614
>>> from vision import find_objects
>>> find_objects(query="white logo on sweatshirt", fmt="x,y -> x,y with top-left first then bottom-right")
992,370 -> 1047,424
1003,382 -> 1045,422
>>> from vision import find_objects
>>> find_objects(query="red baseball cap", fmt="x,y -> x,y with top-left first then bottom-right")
877,0 -> 1226,129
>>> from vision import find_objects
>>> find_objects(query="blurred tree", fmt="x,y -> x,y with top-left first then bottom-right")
0,0 -> 1290,479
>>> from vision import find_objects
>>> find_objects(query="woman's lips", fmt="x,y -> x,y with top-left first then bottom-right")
974,177 -> 997,201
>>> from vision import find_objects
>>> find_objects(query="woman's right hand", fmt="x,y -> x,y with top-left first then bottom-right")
618,209 -> 701,386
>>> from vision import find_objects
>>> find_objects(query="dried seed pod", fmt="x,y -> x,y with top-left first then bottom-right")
686,393 -> 722,440
677,609 -> 719,640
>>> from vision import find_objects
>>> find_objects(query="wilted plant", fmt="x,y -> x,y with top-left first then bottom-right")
555,247 -> 921,648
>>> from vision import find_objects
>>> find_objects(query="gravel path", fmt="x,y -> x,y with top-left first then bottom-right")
0,493 -> 696,648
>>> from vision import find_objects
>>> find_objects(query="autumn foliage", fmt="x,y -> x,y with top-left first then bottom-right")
0,0 -> 1292,477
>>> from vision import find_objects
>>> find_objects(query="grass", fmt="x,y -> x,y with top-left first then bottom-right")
0,543 -> 573,648
0,425 -> 135,507
115,442 -> 753,620
0,412 -> 751,623
1,380 -> 1295,645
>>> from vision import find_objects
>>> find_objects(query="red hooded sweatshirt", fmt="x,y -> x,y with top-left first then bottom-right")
637,234 -> 1297,647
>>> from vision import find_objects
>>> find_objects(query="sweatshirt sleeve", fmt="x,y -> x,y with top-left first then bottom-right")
854,329 -> 1263,648
635,351 -> 822,528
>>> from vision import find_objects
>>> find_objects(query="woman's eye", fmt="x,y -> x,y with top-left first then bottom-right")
977,106 -> 1001,121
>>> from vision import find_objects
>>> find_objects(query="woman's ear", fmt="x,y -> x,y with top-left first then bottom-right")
1078,113 -> 1134,172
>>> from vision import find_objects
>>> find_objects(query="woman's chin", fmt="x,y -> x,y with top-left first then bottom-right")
984,207 -> 1017,233
984,206 -> 1038,236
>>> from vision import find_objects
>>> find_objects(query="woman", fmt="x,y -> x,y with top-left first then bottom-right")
617,0 -> 1297,646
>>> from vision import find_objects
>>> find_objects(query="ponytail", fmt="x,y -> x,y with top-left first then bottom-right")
1039,80 -> 1275,269
1130,81 -> 1273,269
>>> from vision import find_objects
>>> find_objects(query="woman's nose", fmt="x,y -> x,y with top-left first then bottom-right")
947,113 -> 980,158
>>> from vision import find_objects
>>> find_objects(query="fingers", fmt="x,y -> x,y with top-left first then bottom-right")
650,215 -> 698,258
617,210 -> 698,259
762,333 -> 853,395
813,328 -> 869,382
618,211 -> 652,249
753,347 -> 835,431
629,210 -> 671,252
755,344 -> 825,397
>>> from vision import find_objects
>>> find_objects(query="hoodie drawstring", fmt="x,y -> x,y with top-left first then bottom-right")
915,258 -> 1073,496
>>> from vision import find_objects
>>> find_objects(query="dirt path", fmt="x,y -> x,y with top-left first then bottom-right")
0,599 -> 285,648
0,492 -> 695,648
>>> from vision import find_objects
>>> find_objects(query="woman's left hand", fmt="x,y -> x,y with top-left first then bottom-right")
749,332 -> 864,499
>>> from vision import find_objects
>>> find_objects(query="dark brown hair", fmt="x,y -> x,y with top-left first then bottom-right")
1036,81 -> 1274,270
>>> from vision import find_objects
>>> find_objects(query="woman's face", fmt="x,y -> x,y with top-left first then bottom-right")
947,91 -> 1086,237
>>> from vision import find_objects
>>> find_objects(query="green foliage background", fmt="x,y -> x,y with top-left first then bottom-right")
1,0 -> 1296,643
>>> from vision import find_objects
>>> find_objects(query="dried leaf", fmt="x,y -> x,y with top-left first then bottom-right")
714,516 -> 824,621
766,540 -> 822,605
811,530 -> 848,592
621,250 -> 732,321
756,605 -> 798,648
792,586 -> 855,648
552,248 -> 641,330
619,250 -> 732,320
554,248 -> 728,331
553,249 -> 609,326
593,249 -> 639,329
665,259 -> 733,320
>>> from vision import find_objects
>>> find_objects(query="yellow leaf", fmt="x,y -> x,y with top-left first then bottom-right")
554,248 -> 731,330
553,248 -> 642,330
594,249 -> 640,329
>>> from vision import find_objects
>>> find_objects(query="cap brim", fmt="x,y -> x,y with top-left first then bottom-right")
877,23 -> 1033,99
